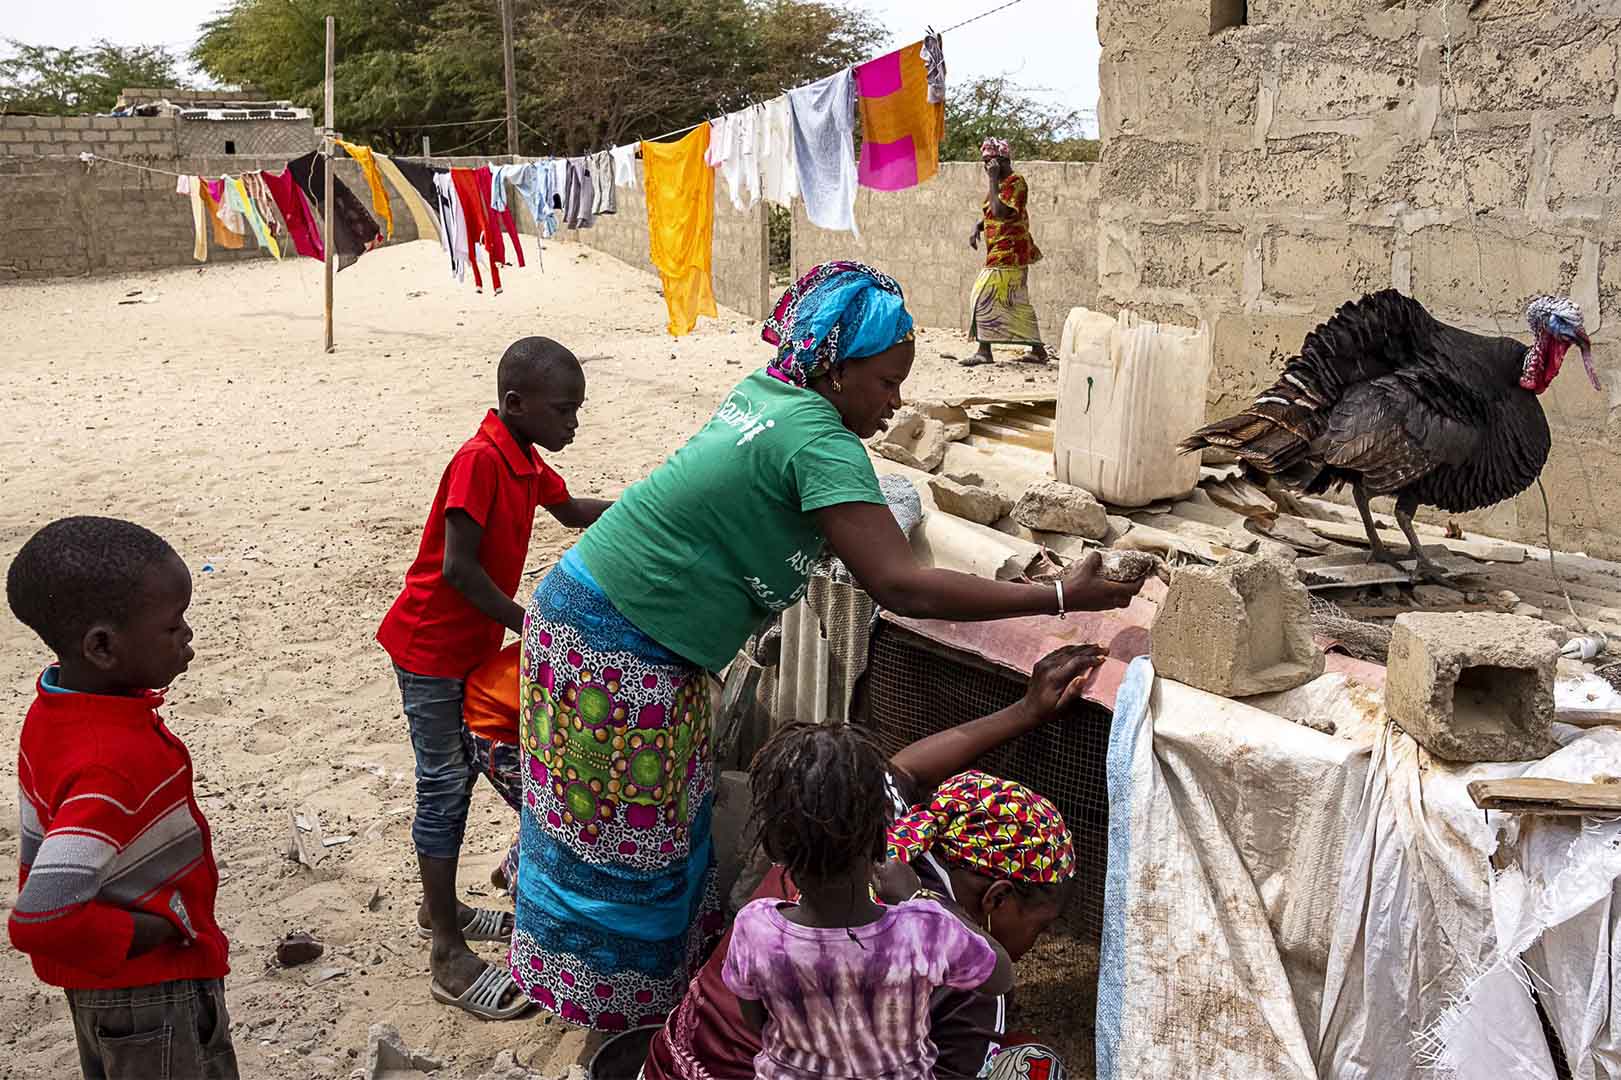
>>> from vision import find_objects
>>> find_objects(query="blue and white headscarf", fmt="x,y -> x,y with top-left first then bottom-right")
762,261 -> 914,387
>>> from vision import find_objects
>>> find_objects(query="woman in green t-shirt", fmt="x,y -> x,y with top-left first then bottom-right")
507,261 -> 1142,1033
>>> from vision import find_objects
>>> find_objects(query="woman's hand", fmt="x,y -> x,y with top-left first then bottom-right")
1059,551 -> 1145,612
873,857 -> 923,906
968,224 -> 981,250
1021,644 -> 1106,724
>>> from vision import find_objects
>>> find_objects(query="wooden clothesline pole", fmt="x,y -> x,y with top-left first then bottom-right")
322,15 -> 335,354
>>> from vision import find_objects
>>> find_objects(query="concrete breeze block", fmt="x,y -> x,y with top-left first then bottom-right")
1385,612 -> 1561,763
1151,552 -> 1324,697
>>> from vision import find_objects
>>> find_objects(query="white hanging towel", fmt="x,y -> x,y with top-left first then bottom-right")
706,115 -> 731,167
727,105 -> 760,211
610,144 -> 638,189
759,96 -> 799,209
787,69 -> 858,235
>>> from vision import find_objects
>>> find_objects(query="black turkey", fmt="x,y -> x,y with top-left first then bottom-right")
1180,290 -> 1599,581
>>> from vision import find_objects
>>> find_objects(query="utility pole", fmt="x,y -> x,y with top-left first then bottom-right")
500,0 -> 519,157
322,14 -> 335,354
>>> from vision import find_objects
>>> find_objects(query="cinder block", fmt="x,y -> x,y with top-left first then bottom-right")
1,117 -> 35,130
81,131 -> 106,144
91,117 -> 121,131
1385,612 -> 1560,763
32,116 -> 63,130
1151,552 -> 1324,697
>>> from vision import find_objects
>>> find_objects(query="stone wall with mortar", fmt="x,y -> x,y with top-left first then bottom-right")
1090,0 -> 1621,556
563,160 -> 771,320
790,161 -> 1100,337
0,121 -> 525,279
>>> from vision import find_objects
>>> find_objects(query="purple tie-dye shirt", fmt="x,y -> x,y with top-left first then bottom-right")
721,897 -> 998,1080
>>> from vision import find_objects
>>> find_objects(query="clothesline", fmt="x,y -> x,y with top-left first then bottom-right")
571,0 -> 1032,160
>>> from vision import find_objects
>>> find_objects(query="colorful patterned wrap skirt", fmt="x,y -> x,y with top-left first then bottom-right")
969,265 -> 1043,346
510,549 -> 722,1031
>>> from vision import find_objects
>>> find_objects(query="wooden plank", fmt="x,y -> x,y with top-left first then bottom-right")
1556,706 -> 1621,729
1296,549 -> 1483,589
1468,778 -> 1621,815
1304,518 -> 1526,563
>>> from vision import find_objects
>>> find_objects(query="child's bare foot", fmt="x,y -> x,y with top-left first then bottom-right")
490,862 -> 509,891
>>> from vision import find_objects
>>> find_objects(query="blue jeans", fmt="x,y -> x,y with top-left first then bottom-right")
395,665 -> 473,860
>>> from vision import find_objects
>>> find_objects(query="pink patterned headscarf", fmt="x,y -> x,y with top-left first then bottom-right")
980,137 -> 1012,161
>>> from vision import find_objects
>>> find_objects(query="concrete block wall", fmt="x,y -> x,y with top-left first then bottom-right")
790,161 -> 1100,337
0,114 -> 180,161
1092,0 -> 1621,556
564,160 -> 771,320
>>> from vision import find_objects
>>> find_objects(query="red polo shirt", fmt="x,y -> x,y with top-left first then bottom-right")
378,410 -> 570,678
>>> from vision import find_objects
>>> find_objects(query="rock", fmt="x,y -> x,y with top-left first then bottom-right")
941,468 -> 986,487
928,476 -> 1012,526
275,931 -> 324,967
365,1023 -> 440,1079
1151,553 -> 1325,697
871,406 -> 947,472
1098,549 -> 1164,583
1414,584 -> 1468,608
912,400 -> 972,442
471,1049 -> 545,1080
1012,481 -> 1109,540
1385,612 -> 1561,762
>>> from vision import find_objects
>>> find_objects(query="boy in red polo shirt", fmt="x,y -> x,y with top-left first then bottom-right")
377,336 -> 609,1020
7,516 -> 238,1079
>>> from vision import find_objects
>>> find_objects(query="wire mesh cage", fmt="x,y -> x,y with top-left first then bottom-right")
854,620 -> 1113,944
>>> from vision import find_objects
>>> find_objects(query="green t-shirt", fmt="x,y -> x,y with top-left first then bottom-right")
575,369 -> 886,671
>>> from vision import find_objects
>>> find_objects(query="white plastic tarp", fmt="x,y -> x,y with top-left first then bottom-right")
1097,659 -> 1621,1079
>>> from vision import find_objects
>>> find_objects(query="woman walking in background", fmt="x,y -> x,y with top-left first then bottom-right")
508,262 -> 1141,1033
964,137 -> 1051,367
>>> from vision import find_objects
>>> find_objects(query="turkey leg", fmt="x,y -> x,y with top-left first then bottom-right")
1352,482 -> 1405,570
1394,491 -> 1450,584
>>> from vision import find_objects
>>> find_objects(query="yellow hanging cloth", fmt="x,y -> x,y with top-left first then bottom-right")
642,126 -> 717,337
200,183 -> 244,250
375,153 -> 442,243
335,139 -> 395,239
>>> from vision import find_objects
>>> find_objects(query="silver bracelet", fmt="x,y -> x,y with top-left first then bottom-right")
1055,580 -> 1066,619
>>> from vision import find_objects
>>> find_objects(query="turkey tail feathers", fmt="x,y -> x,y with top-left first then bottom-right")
1179,383 -> 1326,476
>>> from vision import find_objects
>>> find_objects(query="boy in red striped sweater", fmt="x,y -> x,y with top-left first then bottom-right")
6,516 -> 238,1080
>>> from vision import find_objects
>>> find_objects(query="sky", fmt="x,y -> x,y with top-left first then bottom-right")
7,0 -> 1101,134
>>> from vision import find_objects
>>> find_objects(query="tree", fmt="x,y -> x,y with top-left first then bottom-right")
190,0 -> 883,156
0,40 -> 180,115
942,75 -> 1099,163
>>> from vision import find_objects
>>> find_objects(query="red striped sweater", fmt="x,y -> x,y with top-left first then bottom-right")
10,670 -> 229,989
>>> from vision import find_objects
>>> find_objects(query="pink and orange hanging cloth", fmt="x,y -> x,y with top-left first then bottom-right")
854,40 -> 945,192
642,125 -> 718,337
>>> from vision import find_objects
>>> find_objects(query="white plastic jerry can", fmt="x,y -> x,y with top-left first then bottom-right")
1054,307 -> 1212,508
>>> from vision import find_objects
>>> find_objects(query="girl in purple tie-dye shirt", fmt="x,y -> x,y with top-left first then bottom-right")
722,723 -> 1014,1080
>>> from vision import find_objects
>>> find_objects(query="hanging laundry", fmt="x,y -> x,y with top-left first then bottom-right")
923,31 -> 947,105
226,177 -> 281,259
451,166 -> 501,294
855,41 -> 944,192
242,172 -> 285,244
549,159 -> 568,212
176,176 -> 208,262
287,151 -> 382,271
433,170 -> 470,283
334,139 -> 395,239
563,157 -> 595,229
476,164 -> 525,269
610,145 -> 638,190
261,167 -> 324,260
375,154 -> 443,243
758,96 -> 799,209
710,108 -> 760,213
788,68 -> 859,235
642,125 -> 717,337
199,183 -> 246,250
589,150 -> 616,215
706,115 -> 731,168
493,162 -> 558,240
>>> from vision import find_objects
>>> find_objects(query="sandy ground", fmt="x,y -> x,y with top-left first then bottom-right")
0,239 -> 1059,1080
